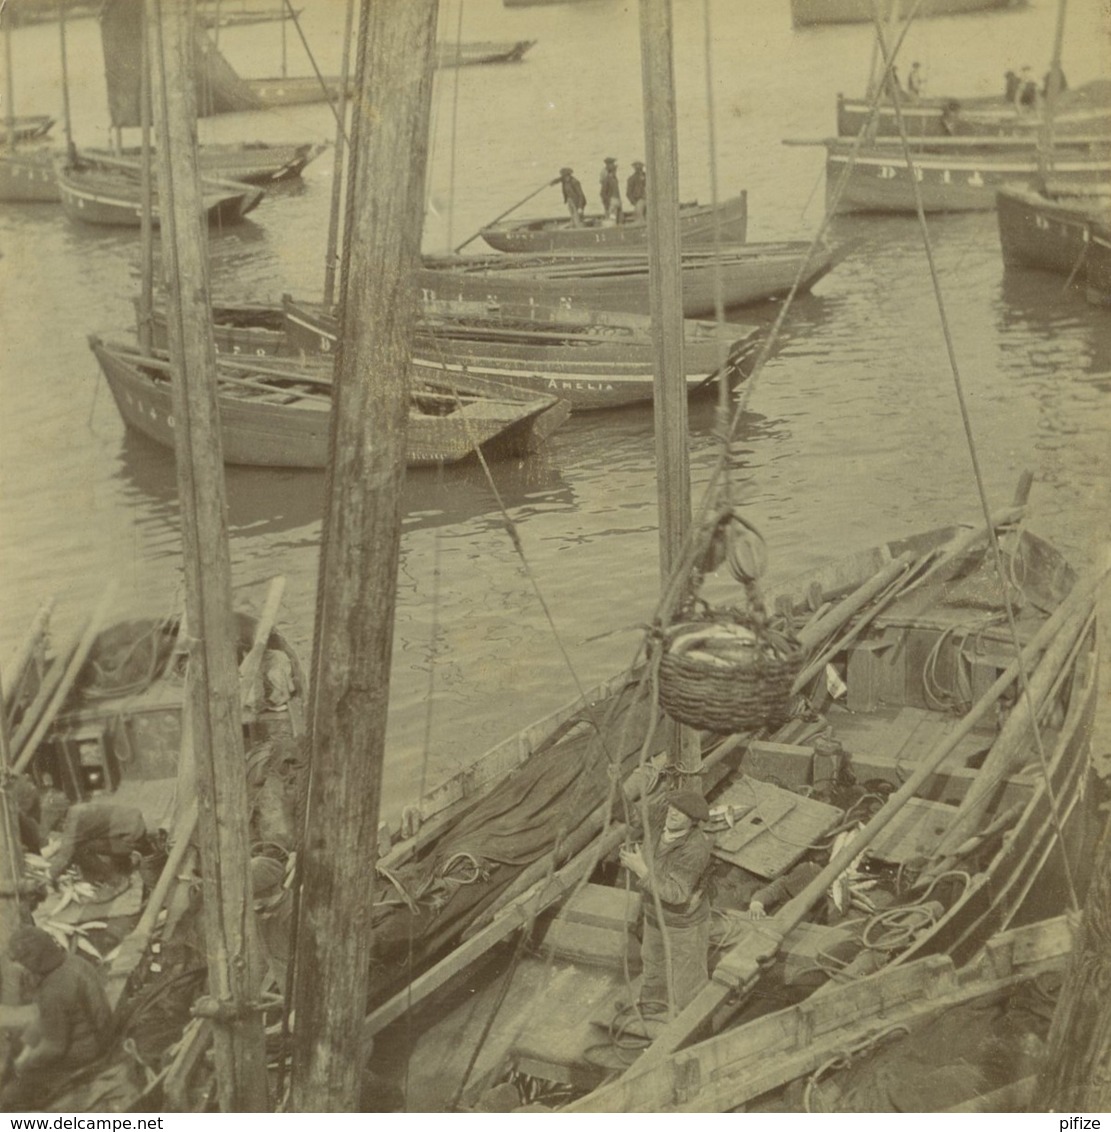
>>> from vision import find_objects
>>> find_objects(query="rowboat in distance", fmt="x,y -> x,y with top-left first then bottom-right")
996,184 -> 1111,296
283,295 -> 765,411
436,39 -> 537,68
836,79 -> 1111,139
479,191 -> 749,254
56,153 -> 264,227
349,509 -> 1097,1111
822,138 -> 1111,214
418,242 -> 849,317
0,114 -> 55,144
575,916 -> 1073,1112
84,140 -> 327,185
89,336 -> 570,468
791,0 -> 1025,27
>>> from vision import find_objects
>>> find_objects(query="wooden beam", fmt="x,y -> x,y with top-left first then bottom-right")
288,0 -> 439,1112
145,0 -> 268,1111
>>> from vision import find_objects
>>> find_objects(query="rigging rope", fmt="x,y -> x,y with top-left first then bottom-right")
870,8 -> 1080,911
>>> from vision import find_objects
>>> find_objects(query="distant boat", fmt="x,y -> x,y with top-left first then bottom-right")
479,191 -> 749,254
823,138 -> 1111,214
0,148 -> 61,203
83,140 -> 327,185
835,79 -> 1111,139
436,39 -> 536,67
198,4 -> 302,30
89,336 -> 570,468
418,243 -> 849,317
996,185 -> 1111,296
56,153 -> 264,227
790,0 -> 1025,27
0,114 -> 55,144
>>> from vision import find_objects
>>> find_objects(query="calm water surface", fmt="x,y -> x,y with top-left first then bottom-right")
1,0 -> 1109,821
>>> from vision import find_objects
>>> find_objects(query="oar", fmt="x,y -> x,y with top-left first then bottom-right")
452,176 -> 562,254
2,597 -> 56,725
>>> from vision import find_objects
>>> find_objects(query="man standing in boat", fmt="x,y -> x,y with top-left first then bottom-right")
558,167 -> 587,227
626,160 -> 647,222
600,156 -> 623,223
619,789 -> 713,1016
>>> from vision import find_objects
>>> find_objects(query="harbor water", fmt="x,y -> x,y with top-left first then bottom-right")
1,0 -> 1109,828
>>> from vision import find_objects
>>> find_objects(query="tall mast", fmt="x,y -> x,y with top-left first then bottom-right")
144,0 -> 269,1110
137,0 -> 154,352
57,0 -> 74,158
1038,0 -> 1069,186
322,0 -> 356,308
3,8 -> 16,151
289,0 -> 440,1111
639,0 -> 698,779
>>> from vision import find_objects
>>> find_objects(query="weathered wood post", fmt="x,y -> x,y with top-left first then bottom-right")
289,0 -> 440,1112
145,0 -> 269,1111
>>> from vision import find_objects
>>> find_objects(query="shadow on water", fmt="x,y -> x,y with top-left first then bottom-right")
112,429 -> 575,541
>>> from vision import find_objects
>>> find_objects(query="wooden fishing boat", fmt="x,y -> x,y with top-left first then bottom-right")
197,3 -> 302,30
283,296 -> 764,411
790,0 -> 1025,27
10,601 -> 306,834
823,138 -> 1111,214
5,0 -> 102,26
996,185 -> 1111,291
1086,216 -> 1111,306
418,242 -> 849,317
568,915 -> 1073,1112
0,147 -> 61,202
345,509 -> 1098,1111
436,40 -> 537,68
84,140 -> 327,185
836,79 -> 1111,139
478,192 -> 749,254
55,153 -> 264,227
89,336 -> 570,468
0,113 -> 55,143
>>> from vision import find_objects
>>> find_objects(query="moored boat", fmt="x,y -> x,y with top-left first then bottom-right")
0,113 -> 55,143
836,79 -> 1111,139
479,192 -> 749,254
358,510 -> 1099,1110
56,153 -> 264,227
1086,217 -> 1111,306
85,140 -> 327,185
824,138 -> 1111,214
89,336 -> 570,468
0,147 -> 61,202
436,39 -> 537,67
418,242 -> 848,317
791,0 -> 1025,27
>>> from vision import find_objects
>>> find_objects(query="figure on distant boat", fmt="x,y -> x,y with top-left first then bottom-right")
1004,69 -> 1021,102
600,156 -> 622,223
626,160 -> 647,222
1015,65 -> 1039,111
558,166 -> 586,227
1043,62 -> 1068,97
907,61 -> 924,98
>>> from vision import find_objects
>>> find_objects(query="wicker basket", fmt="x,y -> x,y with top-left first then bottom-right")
656,614 -> 804,734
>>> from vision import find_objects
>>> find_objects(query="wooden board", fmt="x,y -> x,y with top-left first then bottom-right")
711,777 -> 842,879
867,797 -> 959,864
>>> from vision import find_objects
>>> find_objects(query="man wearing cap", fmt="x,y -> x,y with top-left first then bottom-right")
599,157 -> 622,223
557,167 -> 586,227
626,160 -> 647,222
2,926 -> 112,1108
619,789 -> 713,1016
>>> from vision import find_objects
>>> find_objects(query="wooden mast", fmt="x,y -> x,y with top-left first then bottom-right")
144,0 -> 268,1111
3,8 -> 16,151
639,0 -> 698,780
288,0 -> 439,1112
321,0 -> 355,308
137,0 -> 154,352
56,0 -> 74,159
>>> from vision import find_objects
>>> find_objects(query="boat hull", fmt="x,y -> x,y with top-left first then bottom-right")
90,337 -> 566,468
0,149 -> 61,202
86,141 -> 326,185
996,186 -> 1111,284
1087,221 -> 1111,305
827,144 -> 1111,213
418,243 -> 842,316
479,192 -> 749,253
791,0 -> 1023,26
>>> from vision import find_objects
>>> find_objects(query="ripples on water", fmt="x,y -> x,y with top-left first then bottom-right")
1,0 -> 1109,816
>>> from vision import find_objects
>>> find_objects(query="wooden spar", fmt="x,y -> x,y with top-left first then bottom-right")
12,584 -> 119,773
56,0 -> 74,158
2,598 -> 55,726
137,0 -> 154,353
3,8 -> 15,149
236,576 -> 286,708
288,0 -> 439,1112
321,0 -> 354,307
639,0 -> 698,779
1038,0 -> 1071,182
0,667 -> 26,997
145,0 -> 268,1111
615,557 -> 1108,1073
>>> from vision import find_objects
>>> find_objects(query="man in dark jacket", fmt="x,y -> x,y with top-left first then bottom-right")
558,167 -> 586,226
3,926 -> 112,1109
620,789 -> 713,1016
599,156 -> 622,221
48,801 -> 150,886
626,160 -> 647,221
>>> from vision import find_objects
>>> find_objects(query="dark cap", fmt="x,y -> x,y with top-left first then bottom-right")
633,160 -> 644,168
559,166 -> 573,176
667,790 -> 709,823
605,156 -> 617,165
